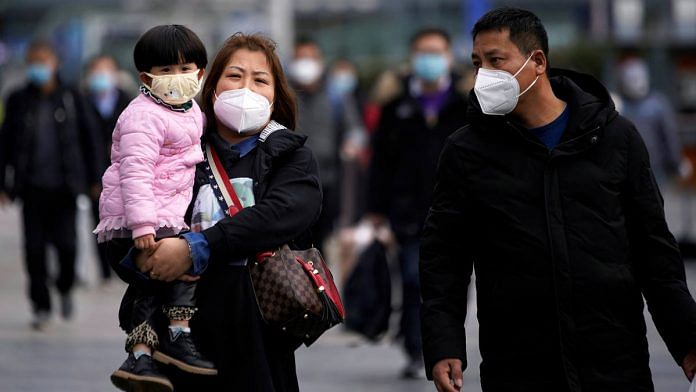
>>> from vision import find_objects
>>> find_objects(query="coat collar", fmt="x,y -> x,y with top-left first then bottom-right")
467,68 -> 619,156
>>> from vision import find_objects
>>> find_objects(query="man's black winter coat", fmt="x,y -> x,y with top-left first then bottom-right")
0,82 -> 101,198
420,69 -> 696,391
368,74 -> 468,241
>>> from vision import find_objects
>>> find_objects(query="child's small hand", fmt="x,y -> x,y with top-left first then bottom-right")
134,234 -> 156,250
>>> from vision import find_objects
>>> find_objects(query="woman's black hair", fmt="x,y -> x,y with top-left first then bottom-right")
133,25 -> 208,72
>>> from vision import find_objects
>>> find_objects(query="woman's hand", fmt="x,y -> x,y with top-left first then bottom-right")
142,238 -> 194,282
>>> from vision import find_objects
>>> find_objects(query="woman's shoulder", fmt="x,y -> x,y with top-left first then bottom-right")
258,127 -> 309,158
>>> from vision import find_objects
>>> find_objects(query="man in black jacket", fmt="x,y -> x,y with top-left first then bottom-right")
367,27 -> 468,378
0,41 -> 100,330
420,8 -> 696,392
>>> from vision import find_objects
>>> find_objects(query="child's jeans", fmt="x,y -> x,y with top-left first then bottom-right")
105,238 -> 197,351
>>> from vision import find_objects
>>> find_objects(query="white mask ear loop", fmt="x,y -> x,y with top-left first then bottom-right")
514,53 -> 540,98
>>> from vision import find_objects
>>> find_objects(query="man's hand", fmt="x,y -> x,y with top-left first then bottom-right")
364,213 -> 387,228
432,358 -> 463,392
145,238 -> 193,282
90,183 -> 102,200
134,234 -> 155,250
0,192 -> 11,208
682,349 -> 696,381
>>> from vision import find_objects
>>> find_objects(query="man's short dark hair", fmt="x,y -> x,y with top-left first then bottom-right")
85,54 -> 120,71
410,28 -> 451,49
295,36 -> 319,49
133,25 -> 208,72
27,39 -> 56,56
472,7 -> 549,58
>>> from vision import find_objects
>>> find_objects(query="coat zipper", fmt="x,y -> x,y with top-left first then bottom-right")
506,119 -> 599,390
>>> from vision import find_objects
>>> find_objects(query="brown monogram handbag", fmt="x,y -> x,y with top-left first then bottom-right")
251,246 -> 345,345
204,142 -> 345,345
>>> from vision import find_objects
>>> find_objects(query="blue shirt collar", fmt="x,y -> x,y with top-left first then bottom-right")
231,134 -> 259,158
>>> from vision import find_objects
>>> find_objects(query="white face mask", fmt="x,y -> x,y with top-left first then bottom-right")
143,71 -> 201,105
289,58 -> 323,86
214,88 -> 272,134
474,53 -> 539,116
620,60 -> 650,100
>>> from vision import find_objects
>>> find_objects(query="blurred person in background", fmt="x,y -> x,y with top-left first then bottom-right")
83,54 -> 132,285
362,69 -> 403,134
421,8 -> 696,391
327,58 -> 370,226
0,40 -> 101,330
288,38 -> 361,252
617,57 -> 686,185
615,58 -> 696,254
366,27 -> 469,379
327,58 -> 361,107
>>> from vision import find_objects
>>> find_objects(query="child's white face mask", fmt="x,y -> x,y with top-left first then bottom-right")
474,53 -> 538,116
143,71 -> 201,105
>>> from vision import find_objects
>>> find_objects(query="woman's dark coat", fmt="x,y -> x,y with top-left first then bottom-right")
187,128 -> 322,392
420,69 -> 696,391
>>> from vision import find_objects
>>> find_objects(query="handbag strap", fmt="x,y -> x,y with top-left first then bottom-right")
202,121 -> 286,217
203,142 -> 244,217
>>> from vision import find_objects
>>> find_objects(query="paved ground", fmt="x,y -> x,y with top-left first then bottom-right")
0,191 -> 694,391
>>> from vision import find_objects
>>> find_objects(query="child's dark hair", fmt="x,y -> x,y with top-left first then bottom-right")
133,25 -> 208,72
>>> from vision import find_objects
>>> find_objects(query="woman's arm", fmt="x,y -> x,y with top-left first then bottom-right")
203,146 -> 322,261
145,145 -> 322,280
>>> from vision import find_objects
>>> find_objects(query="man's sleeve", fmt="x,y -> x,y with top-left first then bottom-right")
655,94 -> 682,176
420,137 -> 473,380
0,92 -> 18,195
366,103 -> 394,216
74,91 -> 104,186
624,122 -> 696,365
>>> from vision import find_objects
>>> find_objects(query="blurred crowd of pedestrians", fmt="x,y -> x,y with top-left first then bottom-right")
1,12 -> 695,386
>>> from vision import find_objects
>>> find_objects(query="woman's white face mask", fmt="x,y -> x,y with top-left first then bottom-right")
213,88 -> 272,134
473,53 -> 539,116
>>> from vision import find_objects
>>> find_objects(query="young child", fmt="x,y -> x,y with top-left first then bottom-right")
93,25 -> 216,392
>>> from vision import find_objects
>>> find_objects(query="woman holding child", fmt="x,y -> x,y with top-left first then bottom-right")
139,32 -> 322,391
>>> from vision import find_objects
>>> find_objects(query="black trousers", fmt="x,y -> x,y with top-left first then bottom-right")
312,183 -> 339,254
104,238 -> 196,334
398,240 -> 422,358
21,187 -> 77,313
90,196 -> 112,280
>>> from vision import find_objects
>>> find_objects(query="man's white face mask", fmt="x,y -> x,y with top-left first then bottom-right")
474,53 -> 539,116
289,58 -> 323,86
620,60 -> 650,100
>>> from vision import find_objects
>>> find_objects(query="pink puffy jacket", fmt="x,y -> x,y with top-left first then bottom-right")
94,94 -> 204,240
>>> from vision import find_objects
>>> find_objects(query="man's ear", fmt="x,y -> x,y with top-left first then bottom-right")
532,50 -> 547,75
197,68 -> 205,80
